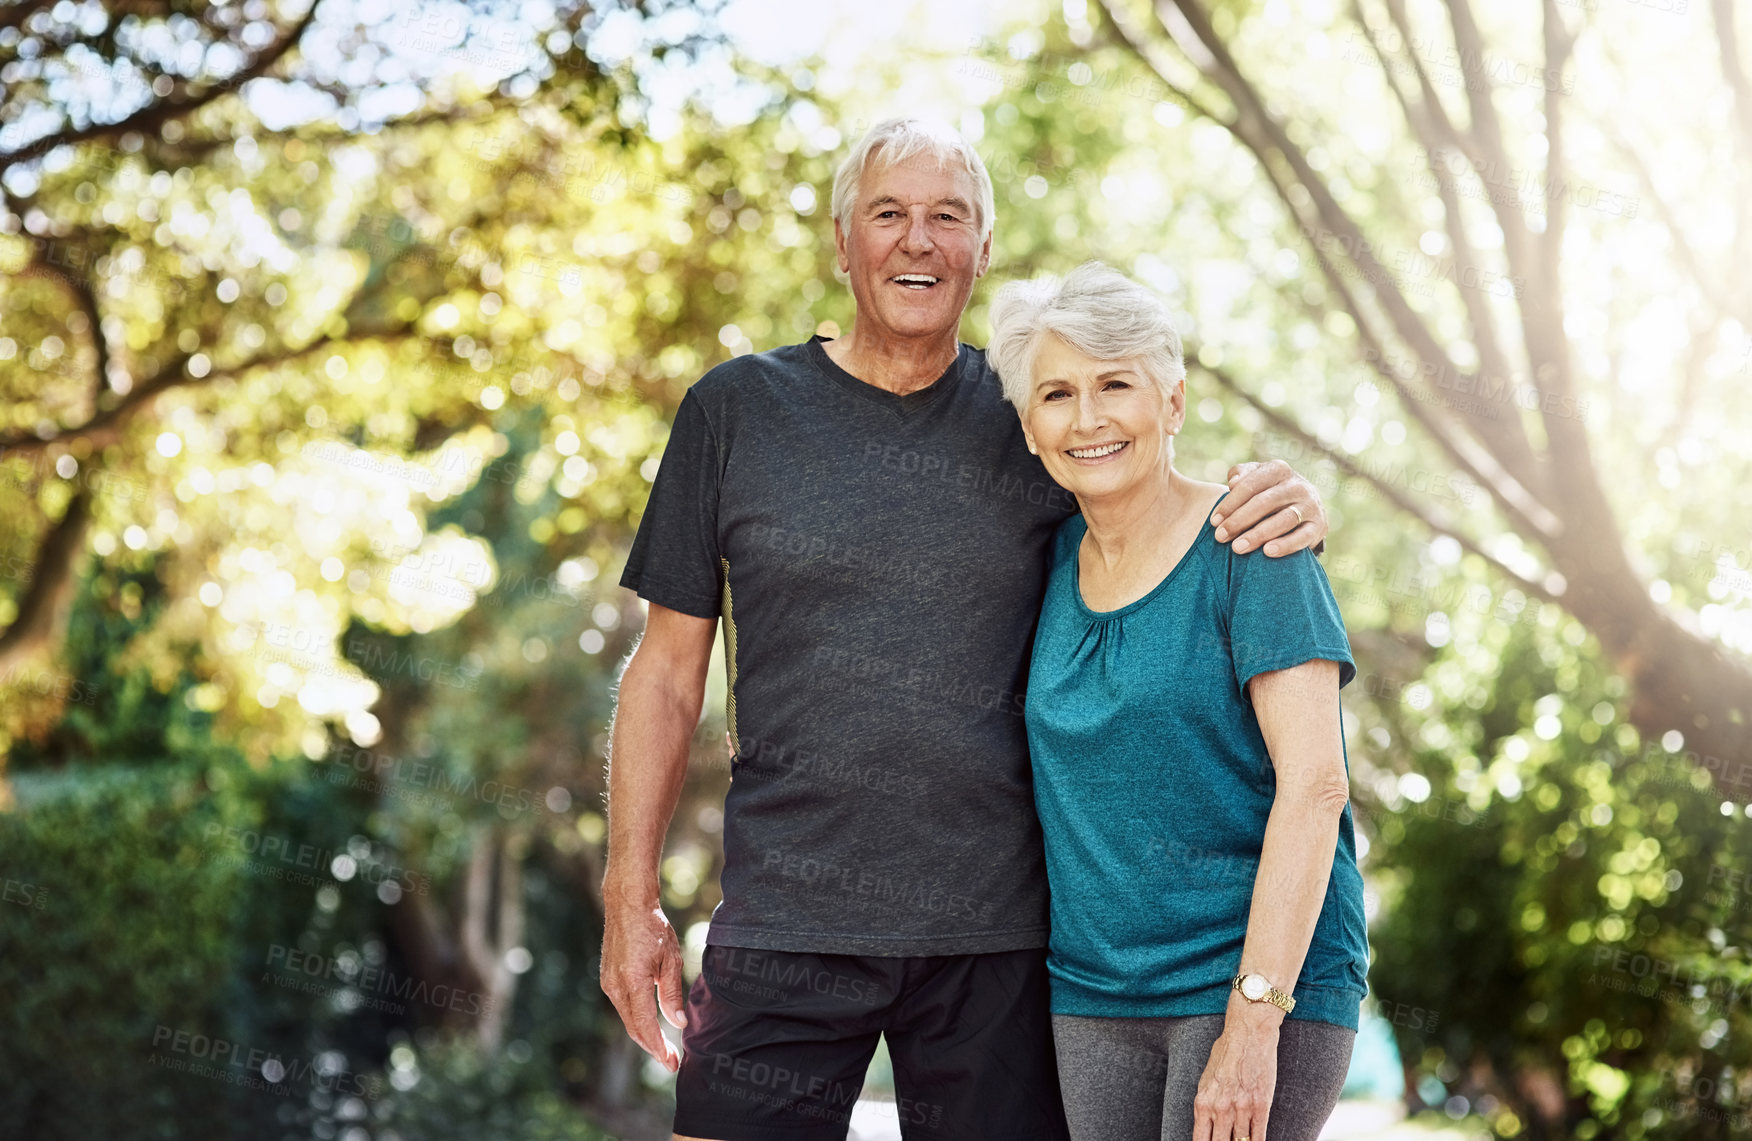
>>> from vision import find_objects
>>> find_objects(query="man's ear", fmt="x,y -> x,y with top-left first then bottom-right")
976,230 -> 993,278
834,219 -> 850,274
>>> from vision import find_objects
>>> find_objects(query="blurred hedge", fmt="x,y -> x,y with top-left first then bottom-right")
0,763 -> 263,1138
0,759 -> 636,1140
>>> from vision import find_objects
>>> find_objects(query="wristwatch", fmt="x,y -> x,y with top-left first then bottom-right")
1232,972 -> 1296,1014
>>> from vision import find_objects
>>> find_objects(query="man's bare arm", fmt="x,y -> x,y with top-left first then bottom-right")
600,601 -> 717,1073
1211,459 -> 1329,557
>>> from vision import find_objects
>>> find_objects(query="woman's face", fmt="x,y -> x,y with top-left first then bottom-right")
1021,333 -> 1185,501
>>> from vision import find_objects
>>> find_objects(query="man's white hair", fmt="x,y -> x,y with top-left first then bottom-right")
830,118 -> 996,245
986,261 -> 1187,407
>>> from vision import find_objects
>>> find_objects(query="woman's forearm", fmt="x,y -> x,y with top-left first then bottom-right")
1233,659 -> 1350,1012
1235,790 -> 1344,1003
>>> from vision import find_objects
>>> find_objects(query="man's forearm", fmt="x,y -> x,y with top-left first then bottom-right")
603,660 -> 700,904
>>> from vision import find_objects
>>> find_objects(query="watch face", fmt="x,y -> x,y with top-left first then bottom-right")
1241,974 -> 1268,1001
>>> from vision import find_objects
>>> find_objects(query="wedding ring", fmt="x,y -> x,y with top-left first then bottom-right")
1288,505 -> 1304,525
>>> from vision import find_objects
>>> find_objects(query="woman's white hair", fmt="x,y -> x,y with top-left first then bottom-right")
986,261 -> 1186,407
831,118 -> 996,245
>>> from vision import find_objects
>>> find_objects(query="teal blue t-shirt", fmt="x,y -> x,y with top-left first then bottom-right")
1024,500 -> 1369,1029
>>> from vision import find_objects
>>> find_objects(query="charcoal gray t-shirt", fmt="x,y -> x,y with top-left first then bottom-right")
621,336 -> 1078,955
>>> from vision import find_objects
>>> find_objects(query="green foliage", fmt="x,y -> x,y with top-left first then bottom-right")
0,763 -> 262,1138
368,1039 -> 621,1141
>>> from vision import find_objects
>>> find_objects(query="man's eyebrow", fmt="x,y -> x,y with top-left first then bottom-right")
863,195 -> 974,214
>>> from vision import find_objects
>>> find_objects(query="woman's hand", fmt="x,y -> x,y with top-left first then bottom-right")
1194,997 -> 1283,1141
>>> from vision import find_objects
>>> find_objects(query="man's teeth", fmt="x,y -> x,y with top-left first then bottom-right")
893,274 -> 939,289
1067,442 -> 1127,458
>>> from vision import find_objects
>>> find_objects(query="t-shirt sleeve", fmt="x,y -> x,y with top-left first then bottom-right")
1223,544 -> 1356,695
618,390 -> 723,619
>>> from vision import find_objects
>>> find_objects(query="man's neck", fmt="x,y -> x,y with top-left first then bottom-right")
822,323 -> 961,396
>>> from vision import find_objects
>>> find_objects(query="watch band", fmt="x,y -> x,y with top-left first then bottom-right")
1232,972 -> 1297,1014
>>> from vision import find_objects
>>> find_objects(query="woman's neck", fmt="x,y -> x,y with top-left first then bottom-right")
1078,467 -> 1200,571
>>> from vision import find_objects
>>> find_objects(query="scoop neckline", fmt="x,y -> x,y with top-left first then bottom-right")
1071,489 -> 1231,621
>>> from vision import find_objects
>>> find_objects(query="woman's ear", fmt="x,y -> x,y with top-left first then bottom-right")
1166,376 -> 1188,434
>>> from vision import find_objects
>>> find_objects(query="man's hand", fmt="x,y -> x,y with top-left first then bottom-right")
600,893 -> 688,1072
1212,459 -> 1327,556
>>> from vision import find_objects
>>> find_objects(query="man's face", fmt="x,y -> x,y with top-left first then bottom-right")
834,155 -> 992,344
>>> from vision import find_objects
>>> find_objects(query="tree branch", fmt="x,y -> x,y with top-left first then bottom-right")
1197,359 -> 1559,607
1441,0 -> 1540,298
1154,0 -> 1553,515
1354,0 -> 1544,493
0,3 -> 319,177
0,487 -> 92,674
1098,0 -> 1559,541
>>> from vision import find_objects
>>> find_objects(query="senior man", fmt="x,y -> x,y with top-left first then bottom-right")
601,117 -> 1329,1141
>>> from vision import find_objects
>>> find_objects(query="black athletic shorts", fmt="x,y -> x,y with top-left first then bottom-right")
672,944 -> 1072,1141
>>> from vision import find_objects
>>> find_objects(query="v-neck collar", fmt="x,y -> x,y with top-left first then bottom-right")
806,335 -> 967,420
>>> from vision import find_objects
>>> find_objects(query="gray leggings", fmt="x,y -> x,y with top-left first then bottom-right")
1051,1013 -> 1355,1141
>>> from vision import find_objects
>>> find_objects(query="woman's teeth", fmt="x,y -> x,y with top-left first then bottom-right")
1067,442 -> 1127,459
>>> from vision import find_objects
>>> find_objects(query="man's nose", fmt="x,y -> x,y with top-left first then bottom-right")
899,210 -> 935,253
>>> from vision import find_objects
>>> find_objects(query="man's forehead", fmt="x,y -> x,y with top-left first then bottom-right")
858,156 -> 977,201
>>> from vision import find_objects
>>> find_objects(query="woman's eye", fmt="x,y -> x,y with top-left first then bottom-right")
1105,380 -> 1131,391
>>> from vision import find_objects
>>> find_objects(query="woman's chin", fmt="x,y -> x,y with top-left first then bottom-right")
1050,464 -> 1140,502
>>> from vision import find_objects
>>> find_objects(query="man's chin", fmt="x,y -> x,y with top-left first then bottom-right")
871,300 -> 963,340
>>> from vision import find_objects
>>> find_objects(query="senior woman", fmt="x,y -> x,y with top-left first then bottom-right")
987,262 -> 1368,1141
